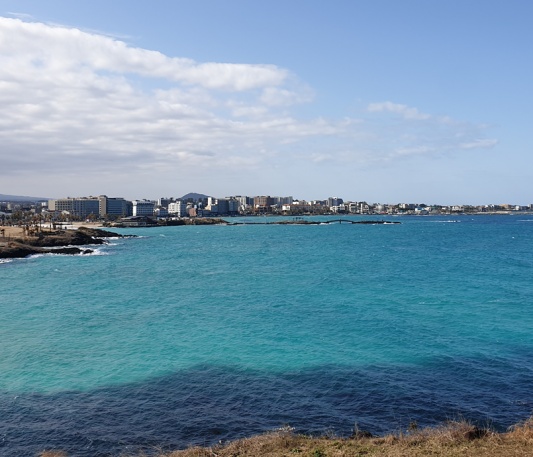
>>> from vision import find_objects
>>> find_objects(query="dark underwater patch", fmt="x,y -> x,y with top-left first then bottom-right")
1,352 -> 532,456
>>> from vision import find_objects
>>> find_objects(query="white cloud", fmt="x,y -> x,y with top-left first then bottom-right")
0,18 -> 287,91
363,101 -> 498,162
0,17 -> 499,198
395,146 -> 435,157
259,85 -> 314,107
367,101 -> 431,120
459,139 -> 498,149
6,12 -> 35,20
0,17 -> 319,175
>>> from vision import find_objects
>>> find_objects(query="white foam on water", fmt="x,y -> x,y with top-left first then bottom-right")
428,220 -> 460,223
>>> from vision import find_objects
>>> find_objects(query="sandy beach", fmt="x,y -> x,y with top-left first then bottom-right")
0,225 -> 25,239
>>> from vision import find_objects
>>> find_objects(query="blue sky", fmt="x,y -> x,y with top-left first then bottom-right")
1,0 -> 531,204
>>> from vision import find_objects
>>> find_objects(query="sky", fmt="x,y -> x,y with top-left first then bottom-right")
0,0 -> 532,204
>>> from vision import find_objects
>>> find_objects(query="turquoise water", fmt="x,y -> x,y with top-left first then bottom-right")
1,215 -> 532,455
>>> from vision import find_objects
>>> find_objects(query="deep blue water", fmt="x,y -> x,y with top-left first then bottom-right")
1,215 -> 532,456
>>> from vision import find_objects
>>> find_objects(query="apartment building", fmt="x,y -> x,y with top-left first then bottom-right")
132,200 -> 155,217
168,201 -> 188,217
98,195 -> 131,217
48,197 -> 100,219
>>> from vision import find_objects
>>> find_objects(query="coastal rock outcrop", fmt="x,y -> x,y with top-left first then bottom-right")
0,226 -> 125,260
0,242 -> 94,259
23,226 -> 124,247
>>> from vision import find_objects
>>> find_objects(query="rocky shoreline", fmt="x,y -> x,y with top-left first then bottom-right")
0,227 -> 127,260
1,219 -> 398,260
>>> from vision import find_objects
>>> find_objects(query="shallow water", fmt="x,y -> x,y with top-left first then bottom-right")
1,215 -> 532,456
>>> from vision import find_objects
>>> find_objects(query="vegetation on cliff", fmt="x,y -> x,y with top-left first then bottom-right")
38,418 -> 533,457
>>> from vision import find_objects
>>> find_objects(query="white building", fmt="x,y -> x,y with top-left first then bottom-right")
48,197 -> 99,219
168,201 -> 188,217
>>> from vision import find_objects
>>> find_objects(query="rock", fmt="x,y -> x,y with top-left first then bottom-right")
50,247 -> 94,255
76,227 -> 124,238
0,228 -> 117,259
24,230 -> 104,247
0,242 -> 43,259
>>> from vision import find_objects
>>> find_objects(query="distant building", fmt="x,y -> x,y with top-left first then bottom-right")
216,198 -> 229,215
271,196 -> 293,205
48,197 -> 100,219
98,195 -> 131,217
205,197 -> 218,215
227,198 -> 239,214
158,197 -> 174,208
119,216 -> 157,227
331,204 -> 346,213
327,197 -> 343,208
154,207 -> 168,218
348,202 -> 359,213
229,196 -> 252,213
253,196 -> 273,212
132,200 -> 155,216
168,201 -> 188,217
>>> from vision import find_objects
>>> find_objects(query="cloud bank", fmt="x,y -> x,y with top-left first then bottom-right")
0,17 -> 497,197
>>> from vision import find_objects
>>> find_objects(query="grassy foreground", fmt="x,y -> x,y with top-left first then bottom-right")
40,418 -> 533,457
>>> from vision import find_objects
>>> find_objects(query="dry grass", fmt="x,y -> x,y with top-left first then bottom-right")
159,419 -> 533,457
37,419 -> 533,457
507,417 -> 533,442
39,452 -> 68,457
0,225 -> 25,238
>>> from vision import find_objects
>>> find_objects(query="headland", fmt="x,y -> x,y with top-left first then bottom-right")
0,226 -> 128,260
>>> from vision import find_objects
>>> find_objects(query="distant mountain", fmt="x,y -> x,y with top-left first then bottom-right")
180,192 -> 210,201
0,193 -> 50,202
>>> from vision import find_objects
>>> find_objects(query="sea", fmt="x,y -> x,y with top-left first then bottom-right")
1,214 -> 532,456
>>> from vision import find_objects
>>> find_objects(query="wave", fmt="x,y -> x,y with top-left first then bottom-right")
28,247 -> 110,259
84,247 -> 109,256
428,220 -> 460,223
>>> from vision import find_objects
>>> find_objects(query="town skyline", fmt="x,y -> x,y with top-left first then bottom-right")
1,2 -> 532,204
1,192 -> 532,216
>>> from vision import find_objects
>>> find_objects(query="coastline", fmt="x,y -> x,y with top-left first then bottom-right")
0,225 -> 125,259
0,221 -> 104,238
38,417 -> 533,457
